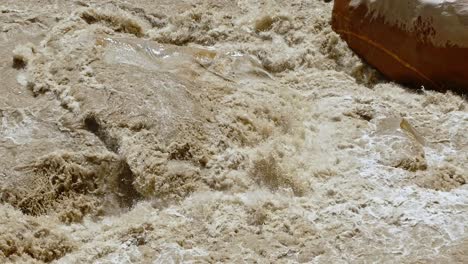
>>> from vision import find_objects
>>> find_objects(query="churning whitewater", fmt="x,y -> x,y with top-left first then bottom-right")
0,0 -> 466,263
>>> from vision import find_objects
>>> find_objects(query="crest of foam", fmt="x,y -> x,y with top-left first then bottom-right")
350,0 -> 468,47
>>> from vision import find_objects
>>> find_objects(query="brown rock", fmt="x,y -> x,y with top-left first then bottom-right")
332,0 -> 468,93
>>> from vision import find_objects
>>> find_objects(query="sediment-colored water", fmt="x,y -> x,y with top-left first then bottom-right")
0,1 -> 466,263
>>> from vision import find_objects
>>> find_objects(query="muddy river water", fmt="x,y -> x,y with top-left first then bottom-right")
0,0 -> 466,263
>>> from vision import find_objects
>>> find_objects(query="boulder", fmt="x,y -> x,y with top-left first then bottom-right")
332,0 -> 468,93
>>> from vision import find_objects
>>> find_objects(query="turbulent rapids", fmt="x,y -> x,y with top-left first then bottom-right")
0,0 -> 466,263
